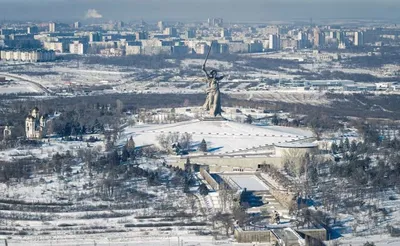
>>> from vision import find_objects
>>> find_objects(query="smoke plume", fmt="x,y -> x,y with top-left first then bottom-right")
85,9 -> 103,19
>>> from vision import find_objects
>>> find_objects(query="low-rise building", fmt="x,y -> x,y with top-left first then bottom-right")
100,48 -> 124,57
43,41 -> 63,53
343,83 -> 377,92
0,49 -> 55,62
126,45 -> 142,55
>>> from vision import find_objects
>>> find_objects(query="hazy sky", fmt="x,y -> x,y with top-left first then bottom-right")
0,0 -> 399,22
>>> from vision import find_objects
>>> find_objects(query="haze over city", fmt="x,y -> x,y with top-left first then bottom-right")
0,0 -> 400,22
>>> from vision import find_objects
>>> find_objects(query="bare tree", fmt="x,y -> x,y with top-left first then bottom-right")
180,132 -> 193,150
213,212 -> 234,236
188,195 -> 198,214
116,99 -> 124,115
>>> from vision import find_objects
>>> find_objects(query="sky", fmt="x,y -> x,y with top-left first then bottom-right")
0,0 -> 399,22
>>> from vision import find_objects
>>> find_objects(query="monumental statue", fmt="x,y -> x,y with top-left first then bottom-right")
202,42 -> 224,117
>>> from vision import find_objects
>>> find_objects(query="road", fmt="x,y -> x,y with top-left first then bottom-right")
0,73 -> 54,95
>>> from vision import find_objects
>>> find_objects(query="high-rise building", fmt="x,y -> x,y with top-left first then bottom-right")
336,31 -> 345,43
249,40 -> 263,53
74,21 -> 82,29
329,31 -> 337,39
49,22 -> 56,33
117,21 -> 125,29
136,31 -> 148,40
313,29 -> 325,47
69,41 -> 87,55
164,27 -> 178,37
218,43 -> 229,54
89,32 -> 102,42
195,43 -> 209,55
354,31 -> 364,46
269,34 -> 280,50
297,31 -> 308,49
157,21 -> 164,32
27,26 -> 39,35
185,29 -> 196,39
220,28 -> 231,38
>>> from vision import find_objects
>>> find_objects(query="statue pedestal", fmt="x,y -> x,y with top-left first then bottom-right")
201,115 -> 226,121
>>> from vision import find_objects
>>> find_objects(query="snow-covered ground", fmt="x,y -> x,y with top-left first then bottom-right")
334,234 -> 400,246
0,155 -> 208,244
0,138 -> 104,161
0,80 -> 42,94
121,120 -> 313,155
4,231 -> 230,246
1,57 -> 393,101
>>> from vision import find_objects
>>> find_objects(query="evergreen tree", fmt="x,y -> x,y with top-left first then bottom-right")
331,142 -> 338,153
199,183 -> 209,196
184,157 -> 191,173
199,139 -> 207,152
271,114 -> 279,125
127,136 -> 135,149
339,138 -> 344,152
121,145 -> 129,162
108,150 -> 120,168
350,140 -> 358,153
244,115 -> 253,124
344,137 -> 350,151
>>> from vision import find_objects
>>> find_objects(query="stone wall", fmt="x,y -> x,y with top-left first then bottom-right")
268,186 -> 296,209
297,228 -> 327,241
199,167 -> 220,190
234,228 -> 272,243
169,156 -> 283,172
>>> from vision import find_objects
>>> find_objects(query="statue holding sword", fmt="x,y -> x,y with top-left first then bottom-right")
202,42 -> 224,117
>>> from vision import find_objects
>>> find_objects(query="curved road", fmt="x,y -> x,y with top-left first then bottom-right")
0,73 -> 54,95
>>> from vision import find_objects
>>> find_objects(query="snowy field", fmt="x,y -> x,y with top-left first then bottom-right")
121,120 -> 313,155
4,232 -> 227,246
0,57 -> 393,103
335,235 -> 400,246
230,90 -> 330,105
0,80 -> 42,94
0,138 -> 104,161
225,175 -> 269,191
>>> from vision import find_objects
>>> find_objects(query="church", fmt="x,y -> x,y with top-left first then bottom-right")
25,107 -> 46,139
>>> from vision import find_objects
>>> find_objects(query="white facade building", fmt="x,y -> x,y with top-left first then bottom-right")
69,41 -> 86,54
43,42 -> 63,53
25,107 -> 46,139
269,34 -> 280,50
0,49 -> 55,62
354,31 -> 364,46
49,22 -> 56,33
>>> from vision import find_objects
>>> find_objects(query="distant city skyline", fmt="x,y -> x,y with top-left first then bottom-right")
0,0 -> 399,22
